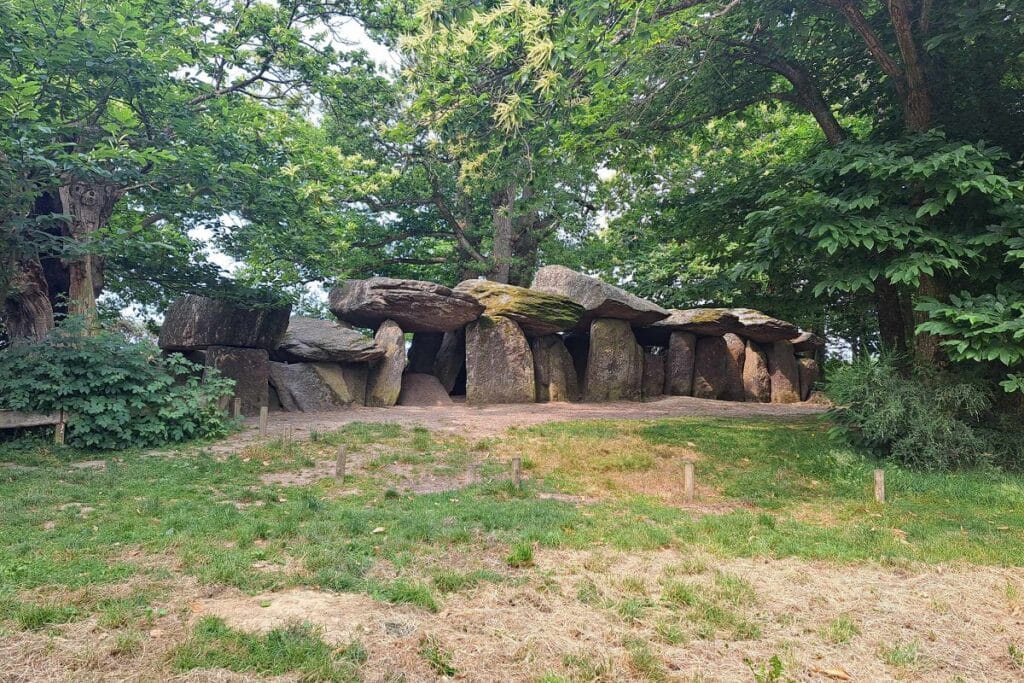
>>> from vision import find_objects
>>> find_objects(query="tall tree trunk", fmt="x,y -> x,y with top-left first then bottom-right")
874,276 -> 912,368
55,181 -> 119,324
3,256 -> 55,341
489,186 -> 516,284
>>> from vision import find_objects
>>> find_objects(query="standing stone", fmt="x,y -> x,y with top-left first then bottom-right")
768,340 -> 801,404
742,341 -> 771,403
531,335 -> 580,402
407,332 -> 444,374
454,279 -> 584,335
310,363 -> 367,406
268,362 -> 339,412
642,349 -> 666,401
432,329 -> 465,393
666,331 -> 696,396
204,346 -> 269,416
159,295 -> 291,351
465,316 -> 535,405
329,277 -> 483,332
398,373 -> 454,406
366,320 -> 407,407
722,333 -> 747,401
272,316 -> 383,363
531,265 -> 669,328
797,357 -> 821,401
692,336 -> 731,400
584,318 -> 643,402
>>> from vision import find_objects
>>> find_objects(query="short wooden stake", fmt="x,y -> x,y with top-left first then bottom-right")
874,469 -> 886,503
233,397 -> 242,418
258,406 -> 268,437
512,457 -> 522,488
335,445 -> 347,481
54,421 -> 65,446
285,425 -> 294,443
683,461 -> 695,502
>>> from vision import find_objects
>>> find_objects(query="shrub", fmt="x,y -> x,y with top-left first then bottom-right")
827,356 -> 1024,469
0,319 -> 234,450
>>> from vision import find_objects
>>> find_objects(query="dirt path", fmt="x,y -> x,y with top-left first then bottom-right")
211,396 -> 827,453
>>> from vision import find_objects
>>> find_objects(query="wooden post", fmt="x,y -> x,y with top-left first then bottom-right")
874,469 -> 886,503
258,406 -> 268,437
335,445 -> 347,481
54,421 -> 65,446
233,397 -> 242,419
683,461 -> 695,502
512,457 -> 522,488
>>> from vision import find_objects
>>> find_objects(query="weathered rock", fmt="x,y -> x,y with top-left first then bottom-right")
465,316 -> 535,405
692,336 -> 731,400
365,320 -> 407,407
531,265 -> 668,327
398,373 -> 454,406
634,309 -> 742,346
310,362 -> 367,406
792,331 -> 826,355
407,332 -> 444,374
742,341 -> 771,403
432,329 -> 465,394
530,335 -> 580,402
273,316 -> 383,363
268,362 -> 339,412
158,295 -> 291,351
665,332 -> 696,396
797,357 -> 821,401
768,340 -> 801,404
204,346 -> 269,416
730,308 -> 800,343
722,333 -> 747,401
584,318 -> 643,402
454,279 -> 584,336
642,349 -> 666,401
328,277 -> 483,333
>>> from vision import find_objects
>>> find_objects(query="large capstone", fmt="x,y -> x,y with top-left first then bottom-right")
272,316 -> 383,363
365,320 -> 407,407
666,331 -> 696,396
407,332 -> 444,374
455,279 -> 584,336
465,315 -> 535,405
531,266 -> 668,327
328,277 -> 483,333
204,346 -> 269,416
268,362 -> 339,412
432,329 -> 465,394
310,363 -> 367,406
730,308 -> 800,343
792,331 -> 826,356
692,336 -> 731,400
584,318 -> 643,402
798,357 -> 821,401
634,309 -> 742,346
158,295 -> 291,351
398,373 -> 454,406
530,334 -> 581,402
741,340 -> 771,403
642,349 -> 666,400
768,340 -> 801,403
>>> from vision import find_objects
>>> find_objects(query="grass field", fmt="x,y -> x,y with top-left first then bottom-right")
2,416 -> 1023,681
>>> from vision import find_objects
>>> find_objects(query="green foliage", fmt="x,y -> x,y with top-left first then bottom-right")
827,356 -> 1024,469
173,617 -> 362,682
0,319 -> 233,449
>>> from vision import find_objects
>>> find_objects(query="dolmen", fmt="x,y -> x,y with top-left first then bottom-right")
157,268 -> 823,414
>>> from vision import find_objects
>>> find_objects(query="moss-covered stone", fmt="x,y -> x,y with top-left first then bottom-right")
454,280 -> 584,336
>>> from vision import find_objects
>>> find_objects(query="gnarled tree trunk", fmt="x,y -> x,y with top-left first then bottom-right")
3,256 -> 55,341
57,181 -> 119,323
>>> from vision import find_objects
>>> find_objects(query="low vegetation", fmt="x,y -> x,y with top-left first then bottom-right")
1,416 -> 1022,680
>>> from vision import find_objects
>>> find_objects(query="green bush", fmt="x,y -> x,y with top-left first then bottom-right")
827,356 -> 1024,469
0,319 -> 234,450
